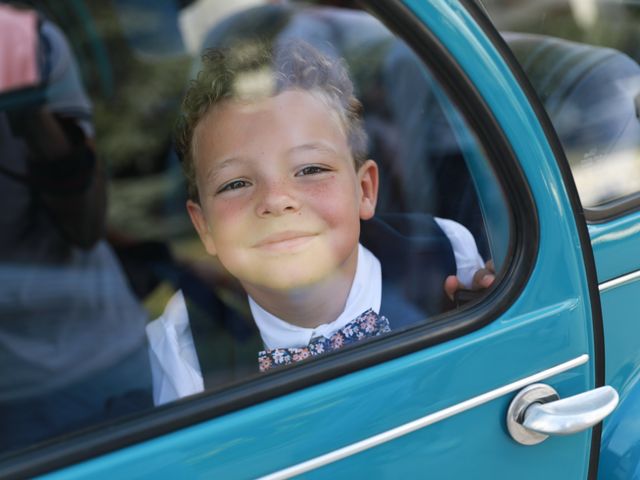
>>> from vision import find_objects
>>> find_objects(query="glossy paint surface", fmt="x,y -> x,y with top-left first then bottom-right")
589,210 -> 640,282
599,374 -> 640,479
591,211 -> 640,477
598,279 -> 640,399
43,0 -> 599,478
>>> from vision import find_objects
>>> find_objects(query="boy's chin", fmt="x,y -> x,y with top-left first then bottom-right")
244,269 -> 336,292
230,243 -> 359,292
239,257 -> 347,292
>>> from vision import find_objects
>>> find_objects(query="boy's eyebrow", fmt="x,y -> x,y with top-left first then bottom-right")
287,142 -> 339,157
204,156 -> 243,183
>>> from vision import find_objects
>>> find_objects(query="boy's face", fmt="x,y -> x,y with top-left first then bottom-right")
187,89 -> 378,293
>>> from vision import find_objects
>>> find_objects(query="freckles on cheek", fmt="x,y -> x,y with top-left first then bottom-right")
309,181 -> 358,224
304,181 -> 334,205
305,175 -> 350,198
210,193 -> 246,214
208,199 -> 245,229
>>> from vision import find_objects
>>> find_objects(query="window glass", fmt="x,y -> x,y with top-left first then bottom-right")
0,0 -> 510,457
482,0 -> 640,208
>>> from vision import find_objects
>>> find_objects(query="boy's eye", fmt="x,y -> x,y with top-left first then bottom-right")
217,179 -> 250,193
296,165 -> 330,176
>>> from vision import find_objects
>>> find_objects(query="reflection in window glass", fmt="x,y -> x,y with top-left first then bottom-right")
0,2 -> 152,453
0,0 -> 509,456
483,0 -> 640,208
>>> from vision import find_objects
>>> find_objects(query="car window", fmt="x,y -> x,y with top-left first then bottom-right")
0,0 -> 511,461
481,0 -> 640,211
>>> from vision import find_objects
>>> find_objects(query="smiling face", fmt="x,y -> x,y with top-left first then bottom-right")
187,90 -> 378,296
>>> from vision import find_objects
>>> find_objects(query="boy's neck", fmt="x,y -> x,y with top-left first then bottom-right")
243,249 -> 358,329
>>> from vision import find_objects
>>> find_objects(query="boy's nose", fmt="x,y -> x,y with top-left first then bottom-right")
255,181 -> 301,217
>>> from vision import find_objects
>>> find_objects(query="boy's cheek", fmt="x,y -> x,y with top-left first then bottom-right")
206,195 -> 251,221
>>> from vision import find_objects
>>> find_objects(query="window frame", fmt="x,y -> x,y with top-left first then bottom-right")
0,0 -> 539,476
586,193 -> 640,223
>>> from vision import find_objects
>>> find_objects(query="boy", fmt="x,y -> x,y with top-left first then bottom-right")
147,41 -> 493,405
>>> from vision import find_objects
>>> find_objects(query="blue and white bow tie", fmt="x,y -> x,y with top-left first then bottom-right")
258,309 -> 390,372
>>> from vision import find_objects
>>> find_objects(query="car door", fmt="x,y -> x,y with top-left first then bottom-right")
1,1 -> 612,479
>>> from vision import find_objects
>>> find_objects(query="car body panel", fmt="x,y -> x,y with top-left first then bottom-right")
597,280 -> 640,479
589,211 -> 640,283
598,276 -> 640,400
591,211 -> 640,478
599,375 -> 640,479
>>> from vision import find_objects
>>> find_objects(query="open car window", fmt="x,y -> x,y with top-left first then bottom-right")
0,0 -> 511,461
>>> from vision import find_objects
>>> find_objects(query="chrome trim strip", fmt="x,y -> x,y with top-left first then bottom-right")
599,270 -> 640,293
259,354 -> 589,480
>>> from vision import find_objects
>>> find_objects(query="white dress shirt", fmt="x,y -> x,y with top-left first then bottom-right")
146,218 -> 484,405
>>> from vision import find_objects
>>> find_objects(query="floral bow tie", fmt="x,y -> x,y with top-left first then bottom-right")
258,309 -> 390,372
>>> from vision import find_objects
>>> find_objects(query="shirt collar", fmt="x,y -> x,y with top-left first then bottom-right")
249,243 -> 382,349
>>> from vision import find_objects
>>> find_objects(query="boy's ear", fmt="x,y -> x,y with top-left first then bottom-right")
186,199 -> 218,257
357,159 -> 378,220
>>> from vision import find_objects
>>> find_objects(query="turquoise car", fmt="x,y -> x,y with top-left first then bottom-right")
0,0 -> 638,478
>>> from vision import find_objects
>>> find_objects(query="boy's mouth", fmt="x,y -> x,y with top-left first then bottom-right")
253,231 -> 317,253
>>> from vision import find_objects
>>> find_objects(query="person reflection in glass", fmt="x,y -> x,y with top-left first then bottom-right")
0,4 -> 151,452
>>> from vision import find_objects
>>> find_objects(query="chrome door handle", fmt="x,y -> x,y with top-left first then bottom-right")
507,383 -> 619,445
